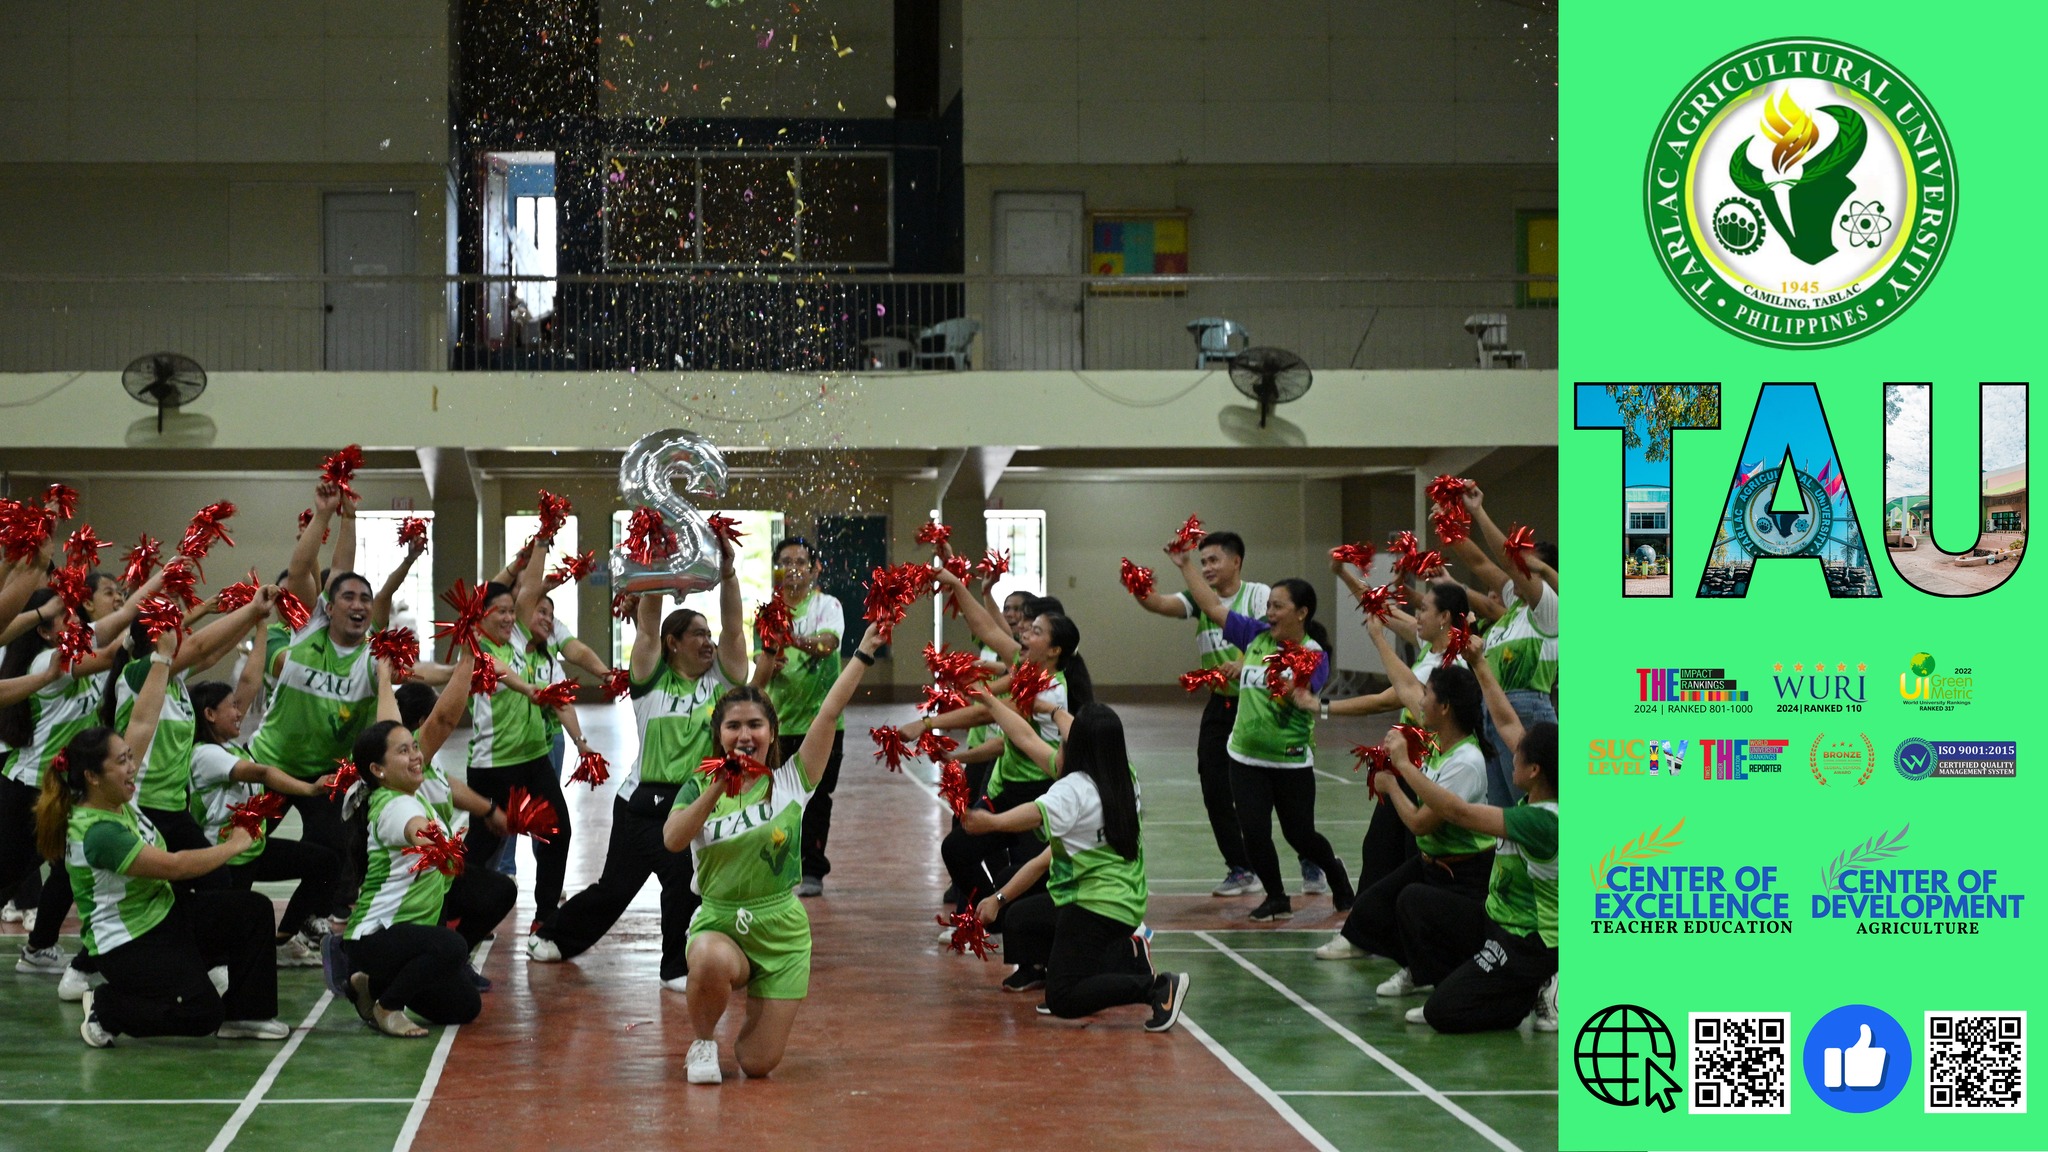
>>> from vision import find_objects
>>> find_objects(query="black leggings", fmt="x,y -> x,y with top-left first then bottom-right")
281,789 -> 358,919
343,923 -> 480,1024
1399,884 -> 1557,1034
441,866 -> 517,950
1000,894 -> 1156,1018
940,777 -> 1055,912
229,837 -> 341,939
539,795 -> 697,980
1340,850 -> 1495,958
1227,759 -> 1353,904
1196,694 -> 1250,871
0,777 -> 71,950
465,755 -> 573,914
92,889 -> 280,1038
785,730 -> 845,880
1358,790 -> 1418,894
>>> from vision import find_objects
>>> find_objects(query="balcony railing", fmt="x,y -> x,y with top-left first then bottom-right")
0,274 -> 1555,374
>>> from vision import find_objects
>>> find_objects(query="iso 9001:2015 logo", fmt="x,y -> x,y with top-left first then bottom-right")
1644,38 -> 1955,347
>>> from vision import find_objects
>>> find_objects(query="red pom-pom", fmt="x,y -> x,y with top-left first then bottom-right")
1396,548 -> 1444,578
1119,557 -> 1156,601
939,554 -> 974,608
274,589 -> 311,633
622,507 -> 678,565
919,684 -> 969,716
916,729 -> 959,762
936,760 -> 972,817
535,490 -> 572,542
923,644 -> 989,691
697,751 -> 772,798
42,484 -> 79,520
599,667 -> 632,701
976,549 -> 1010,581
397,516 -> 430,550
136,595 -> 184,642
1351,743 -> 1397,797
549,551 -> 597,586
119,536 -> 161,590
1007,660 -> 1054,716
533,679 -> 579,709
223,790 -> 288,840
754,592 -> 796,653
176,502 -> 237,572
1180,667 -> 1230,693
1353,582 -> 1403,620
935,906 -> 998,960
469,657 -> 502,697
862,562 -> 930,641
371,628 -> 420,681
1429,505 -> 1471,546
436,580 -> 488,662
320,445 -> 364,503
403,822 -> 467,877
1330,542 -> 1375,571
502,787 -> 560,843
1425,474 -> 1471,509
47,565 -> 92,610
325,758 -> 360,802
1391,724 -> 1439,768
1385,530 -> 1419,560
0,499 -> 56,562
297,508 -> 328,545
706,513 -> 745,547
915,520 -> 953,548
56,620 -> 97,669
1262,641 -> 1323,704
610,591 -> 637,621
63,526 -> 111,569
569,748 -> 611,788
1503,524 -> 1538,578
159,563 -> 201,610
870,726 -> 912,771
213,580 -> 259,614
1441,619 -> 1474,667
1166,514 -> 1207,555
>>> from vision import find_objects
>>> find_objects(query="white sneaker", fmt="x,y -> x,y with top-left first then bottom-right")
0,900 -> 19,922
527,937 -> 563,963
662,975 -> 688,993
217,1018 -> 291,1041
277,933 -> 323,968
1313,934 -> 1365,960
58,965 -> 96,1002
685,1038 -> 722,1084
80,990 -> 113,1049
1301,863 -> 1330,896
16,944 -> 68,974
207,965 -> 229,996
938,924 -> 962,945
19,908 -> 35,933
1533,975 -> 1559,1033
1405,1005 -> 1430,1025
1376,967 -> 1431,997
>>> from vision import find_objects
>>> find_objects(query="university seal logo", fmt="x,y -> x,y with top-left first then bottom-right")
1644,38 -> 1955,347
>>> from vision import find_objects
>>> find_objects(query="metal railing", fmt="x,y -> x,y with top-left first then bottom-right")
0,274 -> 1555,374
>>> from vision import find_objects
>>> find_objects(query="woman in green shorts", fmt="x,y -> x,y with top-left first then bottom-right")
663,621 -> 884,1085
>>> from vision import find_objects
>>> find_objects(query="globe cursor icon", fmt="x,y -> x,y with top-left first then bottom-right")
1644,1059 -> 1682,1113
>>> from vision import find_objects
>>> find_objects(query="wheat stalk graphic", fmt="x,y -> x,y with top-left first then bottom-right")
1820,824 -> 1910,891
1589,818 -> 1687,889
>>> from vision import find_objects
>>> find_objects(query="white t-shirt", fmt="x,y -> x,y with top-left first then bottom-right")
1038,771 -> 1143,857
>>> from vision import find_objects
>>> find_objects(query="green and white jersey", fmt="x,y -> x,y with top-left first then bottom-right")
250,605 -> 375,779
1485,581 -> 1558,694
67,803 -> 173,955
418,739 -> 460,830
1174,581 -> 1270,699
676,756 -> 813,907
468,624 -> 550,768
3,649 -> 105,788
760,590 -> 845,733
1415,736 -> 1495,858
188,742 -> 266,866
347,788 -> 450,939
987,668 -> 1068,799
1224,614 -> 1329,769
1400,643 -> 1446,726
963,644 -> 1000,756
620,660 -> 734,802
1037,772 -> 1147,926
117,661 -> 195,813
526,630 -> 573,738
1487,799 -> 1559,948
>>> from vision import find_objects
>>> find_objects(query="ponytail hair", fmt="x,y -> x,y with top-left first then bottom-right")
97,619 -> 152,728
1271,577 -> 1332,657
710,686 -> 783,768
35,727 -> 114,863
1521,721 -> 1559,792
0,590 -> 60,748
1036,612 -> 1094,711
190,680 -> 234,744
1425,663 -> 1485,740
353,720 -> 407,788
1061,703 -> 1140,859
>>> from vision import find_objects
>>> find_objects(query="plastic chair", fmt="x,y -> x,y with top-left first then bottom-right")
858,336 -> 913,370
1463,313 -> 1527,369
915,318 -> 979,370
1186,317 -> 1249,368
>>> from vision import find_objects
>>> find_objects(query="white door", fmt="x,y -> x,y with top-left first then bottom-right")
325,192 -> 419,370
992,192 -> 1082,370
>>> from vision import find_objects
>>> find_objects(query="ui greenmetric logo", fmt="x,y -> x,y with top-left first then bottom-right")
1644,38 -> 1955,347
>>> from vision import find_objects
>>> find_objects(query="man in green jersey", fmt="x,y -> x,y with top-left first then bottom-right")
759,537 -> 845,897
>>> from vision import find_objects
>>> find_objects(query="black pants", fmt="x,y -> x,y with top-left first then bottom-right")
1001,894 -> 1155,1018
229,838 -> 340,939
1227,759 -> 1353,904
1197,694 -> 1250,871
783,730 -> 845,880
540,795 -> 698,980
465,754 -> 573,914
142,804 -> 230,896
1399,884 -> 1558,1034
0,777 -> 43,903
91,889 -> 279,1038
441,866 -> 517,950
343,923 -> 480,1024
1358,792 -> 1419,894
941,777 -> 1056,912
1341,850 -> 1495,959
282,789 -> 357,919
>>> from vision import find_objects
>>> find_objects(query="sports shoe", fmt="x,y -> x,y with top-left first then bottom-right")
1247,896 -> 1293,922
16,944 -> 67,974
58,964 -> 95,1002
320,933 -> 350,999
466,966 -> 493,992
1211,868 -> 1258,897
1376,967 -> 1431,997
685,1038 -> 722,1084
1144,971 -> 1191,1033
1000,965 -> 1045,993
80,990 -> 113,1049
0,900 -> 20,922
662,975 -> 689,993
1301,861 -> 1329,896
1131,923 -> 1154,973
1405,1005 -> 1430,1026
277,932 -> 322,968
19,908 -> 35,933
207,965 -> 229,996
527,936 -> 563,963
796,875 -> 823,897
1035,1003 -> 1051,1016
217,1018 -> 291,1040
1533,975 -> 1559,1033
1313,934 -> 1365,961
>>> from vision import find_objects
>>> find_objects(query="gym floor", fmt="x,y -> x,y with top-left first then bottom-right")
1,699 -> 1557,1152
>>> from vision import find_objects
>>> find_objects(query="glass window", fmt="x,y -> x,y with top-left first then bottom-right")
984,511 -> 1048,606
353,511 -> 434,639
504,514 -> 579,653
604,151 -> 892,269
611,509 -> 785,666
1519,210 -> 1558,307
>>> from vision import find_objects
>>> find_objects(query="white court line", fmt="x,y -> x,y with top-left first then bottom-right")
203,990 -> 335,1152
3,1097 -> 416,1107
1151,946 -> 1315,953
1278,1090 -> 1558,1098
1311,769 -> 1354,786
1196,931 -> 1525,1152
392,937 -> 495,1152
1179,1015 -> 1341,1152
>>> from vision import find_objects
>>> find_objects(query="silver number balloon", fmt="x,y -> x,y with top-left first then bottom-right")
610,428 -> 730,596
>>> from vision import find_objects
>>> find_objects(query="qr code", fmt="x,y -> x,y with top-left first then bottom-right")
1926,1012 -> 2026,1113
1688,1012 -> 1789,1113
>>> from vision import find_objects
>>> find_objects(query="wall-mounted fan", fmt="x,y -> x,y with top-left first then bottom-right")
122,353 -> 208,433
1227,347 -> 1312,427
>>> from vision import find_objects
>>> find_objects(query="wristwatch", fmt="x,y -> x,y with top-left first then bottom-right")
1319,700 -> 1331,720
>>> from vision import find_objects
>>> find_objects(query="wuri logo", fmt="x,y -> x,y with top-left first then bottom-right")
1771,660 -> 1867,712
1644,38 -> 1955,347
1899,653 -> 1975,711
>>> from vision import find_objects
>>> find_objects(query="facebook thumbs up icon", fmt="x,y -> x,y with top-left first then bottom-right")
1824,1024 -> 1886,1088
1805,1006 -> 1910,1113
